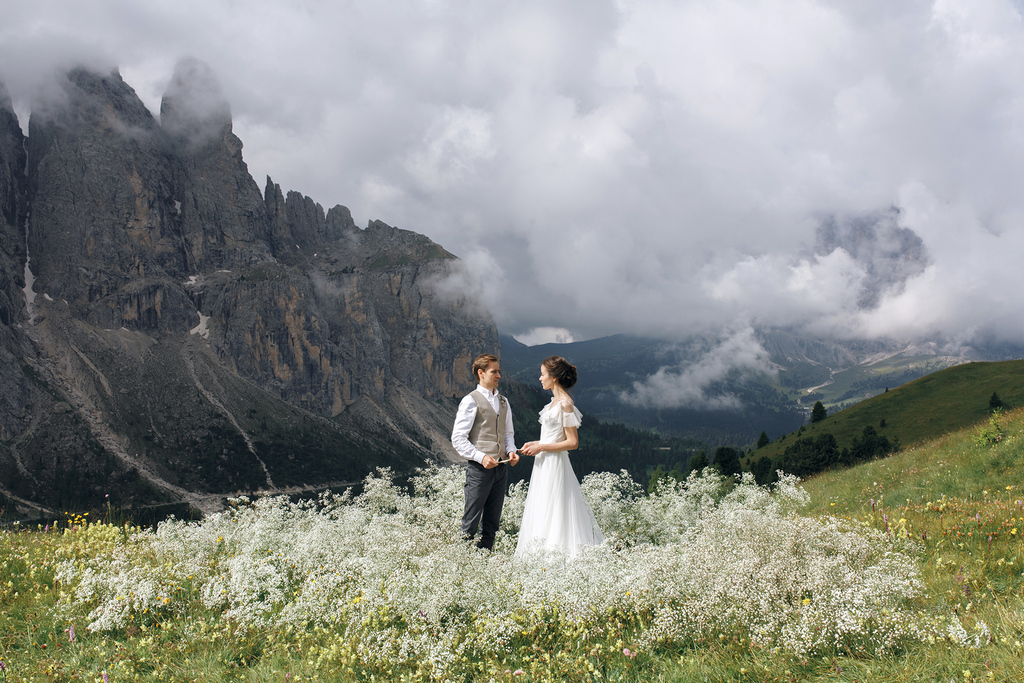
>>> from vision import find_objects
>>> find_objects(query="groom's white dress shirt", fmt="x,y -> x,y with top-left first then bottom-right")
451,384 -> 516,464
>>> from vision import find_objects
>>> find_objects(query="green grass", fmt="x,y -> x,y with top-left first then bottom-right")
3,409 -> 1023,681
367,244 -> 454,269
755,359 -> 1024,463
240,264 -> 289,281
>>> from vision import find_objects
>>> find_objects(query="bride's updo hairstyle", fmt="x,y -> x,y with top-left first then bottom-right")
542,356 -> 578,389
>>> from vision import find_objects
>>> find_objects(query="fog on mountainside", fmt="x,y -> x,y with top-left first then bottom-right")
813,208 -> 929,309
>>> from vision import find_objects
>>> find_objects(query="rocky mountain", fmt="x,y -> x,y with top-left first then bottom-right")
0,62 -> 495,520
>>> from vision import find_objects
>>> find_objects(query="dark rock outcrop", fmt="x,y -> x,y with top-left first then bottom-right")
0,81 -> 27,327
27,68 -> 195,333
0,82 -> 34,451
0,62 -> 497,519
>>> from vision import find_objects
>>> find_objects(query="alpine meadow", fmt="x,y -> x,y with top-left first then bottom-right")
2,403 -> 1022,681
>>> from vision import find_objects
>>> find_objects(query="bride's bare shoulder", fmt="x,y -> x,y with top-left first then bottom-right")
558,398 -> 575,413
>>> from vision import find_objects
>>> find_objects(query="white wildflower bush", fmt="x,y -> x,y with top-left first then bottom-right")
54,466 -> 969,678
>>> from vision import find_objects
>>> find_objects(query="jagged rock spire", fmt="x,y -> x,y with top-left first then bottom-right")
0,80 -> 28,328
160,57 -> 232,145
0,81 -> 27,235
162,59 -> 273,269
0,65 -> 494,517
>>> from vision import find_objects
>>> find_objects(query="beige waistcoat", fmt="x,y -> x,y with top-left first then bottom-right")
467,391 -> 508,459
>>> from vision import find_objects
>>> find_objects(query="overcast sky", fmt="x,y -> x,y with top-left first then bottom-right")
4,0 -> 1024,349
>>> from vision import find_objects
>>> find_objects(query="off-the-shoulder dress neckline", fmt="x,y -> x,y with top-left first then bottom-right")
540,399 -> 575,415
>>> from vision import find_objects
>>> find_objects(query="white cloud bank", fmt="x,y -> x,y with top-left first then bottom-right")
620,327 -> 775,410
3,0 -> 1024,345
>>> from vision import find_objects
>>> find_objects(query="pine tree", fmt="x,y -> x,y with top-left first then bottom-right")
647,465 -> 666,493
756,430 -> 770,449
989,392 -> 1005,411
750,455 -> 775,485
687,450 -> 708,474
810,401 -> 827,423
713,446 -> 742,478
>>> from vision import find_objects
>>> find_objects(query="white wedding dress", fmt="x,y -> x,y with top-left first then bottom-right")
515,401 -> 604,558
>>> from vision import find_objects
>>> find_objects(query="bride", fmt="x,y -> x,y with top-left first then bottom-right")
515,356 -> 604,558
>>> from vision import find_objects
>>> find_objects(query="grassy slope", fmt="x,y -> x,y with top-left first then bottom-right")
801,408 -> 1024,516
789,407 -> 1024,682
676,407 -> 1024,681
753,359 -> 1024,462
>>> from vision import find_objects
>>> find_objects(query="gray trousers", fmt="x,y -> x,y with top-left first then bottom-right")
461,460 -> 508,549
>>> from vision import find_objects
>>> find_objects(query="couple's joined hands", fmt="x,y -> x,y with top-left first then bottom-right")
518,441 -> 544,457
480,441 -> 547,468
482,450 -> 521,469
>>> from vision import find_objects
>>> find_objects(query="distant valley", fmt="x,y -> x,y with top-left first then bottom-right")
499,331 -> 1023,449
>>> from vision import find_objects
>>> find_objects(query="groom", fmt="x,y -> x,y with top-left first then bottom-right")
451,353 -> 520,549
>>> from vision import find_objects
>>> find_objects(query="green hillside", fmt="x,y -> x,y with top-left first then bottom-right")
752,359 -> 1024,463
777,353 -> 959,412
801,406 -> 1024,516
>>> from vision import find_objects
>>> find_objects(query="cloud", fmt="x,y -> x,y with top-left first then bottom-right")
703,248 -> 868,329
4,0 -> 1024,346
160,57 -> 232,147
420,247 -> 507,324
404,106 -> 496,193
513,327 -> 576,346
308,271 -> 353,302
813,208 -> 929,308
619,327 -> 775,410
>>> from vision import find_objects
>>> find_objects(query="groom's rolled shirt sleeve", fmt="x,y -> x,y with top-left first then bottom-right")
451,395 -> 486,463
502,398 -> 516,456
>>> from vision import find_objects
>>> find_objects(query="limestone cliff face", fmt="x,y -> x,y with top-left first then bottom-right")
202,214 -> 490,417
0,83 -> 34,446
0,63 -> 496,518
27,68 -> 195,333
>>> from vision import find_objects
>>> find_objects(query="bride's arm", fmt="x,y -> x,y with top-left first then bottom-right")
521,426 -> 578,456
559,426 -> 579,451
